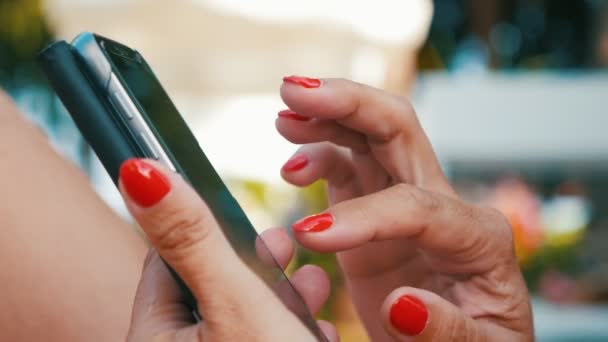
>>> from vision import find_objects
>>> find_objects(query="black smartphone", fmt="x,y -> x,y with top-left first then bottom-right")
51,32 -> 324,340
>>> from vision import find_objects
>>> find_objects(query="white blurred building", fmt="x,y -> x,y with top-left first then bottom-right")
44,0 -> 432,184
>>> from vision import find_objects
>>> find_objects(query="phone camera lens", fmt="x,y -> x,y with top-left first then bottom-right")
112,46 -> 126,56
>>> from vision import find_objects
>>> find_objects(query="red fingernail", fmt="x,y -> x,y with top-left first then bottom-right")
120,159 -> 170,208
283,75 -> 321,88
282,154 -> 309,172
278,109 -> 311,122
292,213 -> 333,233
390,295 -> 429,336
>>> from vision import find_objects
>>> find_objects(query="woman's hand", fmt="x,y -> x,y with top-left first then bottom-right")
277,76 -> 534,341
119,159 -> 338,342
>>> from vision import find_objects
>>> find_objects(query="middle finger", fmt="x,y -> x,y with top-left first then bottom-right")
257,228 -> 331,315
280,77 -> 451,192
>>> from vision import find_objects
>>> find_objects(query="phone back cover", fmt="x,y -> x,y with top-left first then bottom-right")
38,41 -> 137,183
38,40 -> 204,319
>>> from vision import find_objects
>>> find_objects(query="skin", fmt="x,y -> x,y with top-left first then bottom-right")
275,78 -> 534,341
0,91 -> 147,341
121,160 -> 338,342
1,75 -> 534,341
0,89 -> 334,341
125,77 -> 533,341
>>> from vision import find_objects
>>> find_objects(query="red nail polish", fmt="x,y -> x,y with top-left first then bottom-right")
292,213 -> 333,233
283,75 -> 321,88
278,109 -> 311,122
282,154 -> 309,172
120,159 -> 170,208
390,295 -> 429,336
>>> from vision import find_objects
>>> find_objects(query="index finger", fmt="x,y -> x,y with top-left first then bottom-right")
292,184 -> 515,274
280,76 -> 449,190
281,77 -> 417,142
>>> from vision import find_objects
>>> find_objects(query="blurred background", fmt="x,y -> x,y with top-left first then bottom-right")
2,0 -> 608,340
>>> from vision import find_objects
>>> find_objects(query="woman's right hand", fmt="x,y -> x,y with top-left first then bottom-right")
276,76 -> 534,341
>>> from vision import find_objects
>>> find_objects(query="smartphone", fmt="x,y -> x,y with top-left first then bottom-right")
69,32 -> 324,340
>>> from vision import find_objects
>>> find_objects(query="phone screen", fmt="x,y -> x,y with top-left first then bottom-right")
109,49 -> 258,252
105,43 -> 324,339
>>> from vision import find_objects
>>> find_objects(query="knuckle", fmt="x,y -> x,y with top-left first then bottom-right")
393,183 -> 441,215
315,141 -> 340,156
455,200 -> 478,222
148,203 -> 213,255
393,94 -> 415,118
450,207 -> 491,259
370,94 -> 417,143
480,207 -> 517,259
322,152 -> 356,188
436,315 -> 483,342
392,95 -> 417,127
349,81 -> 419,143
485,207 -> 515,244
456,206 -> 510,262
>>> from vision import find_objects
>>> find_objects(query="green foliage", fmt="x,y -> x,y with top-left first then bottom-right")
521,242 -> 583,293
292,180 -> 341,320
240,179 -> 268,206
299,180 -> 329,214
0,0 -> 54,85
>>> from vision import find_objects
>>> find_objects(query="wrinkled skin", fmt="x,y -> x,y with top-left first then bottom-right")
276,78 -> 534,341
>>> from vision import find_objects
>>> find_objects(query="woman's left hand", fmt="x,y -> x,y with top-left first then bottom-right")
120,159 -> 338,342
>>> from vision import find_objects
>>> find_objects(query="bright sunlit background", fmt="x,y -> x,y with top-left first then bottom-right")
3,0 -> 608,340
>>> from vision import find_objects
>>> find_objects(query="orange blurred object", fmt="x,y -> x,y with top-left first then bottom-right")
488,178 -> 545,263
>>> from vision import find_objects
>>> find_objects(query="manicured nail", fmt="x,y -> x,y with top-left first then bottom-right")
283,75 -> 321,88
282,154 -> 309,172
120,159 -> 170,208
292,213 -> 333,233
390,295 -> 429,336
278,109 -> 311,122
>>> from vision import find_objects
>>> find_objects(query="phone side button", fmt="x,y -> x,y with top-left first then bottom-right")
110,91 -> 134,120
138,131 -> 160,160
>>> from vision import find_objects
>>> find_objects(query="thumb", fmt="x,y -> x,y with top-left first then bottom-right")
119,158 -> 269,323
381,287 -> 487,342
